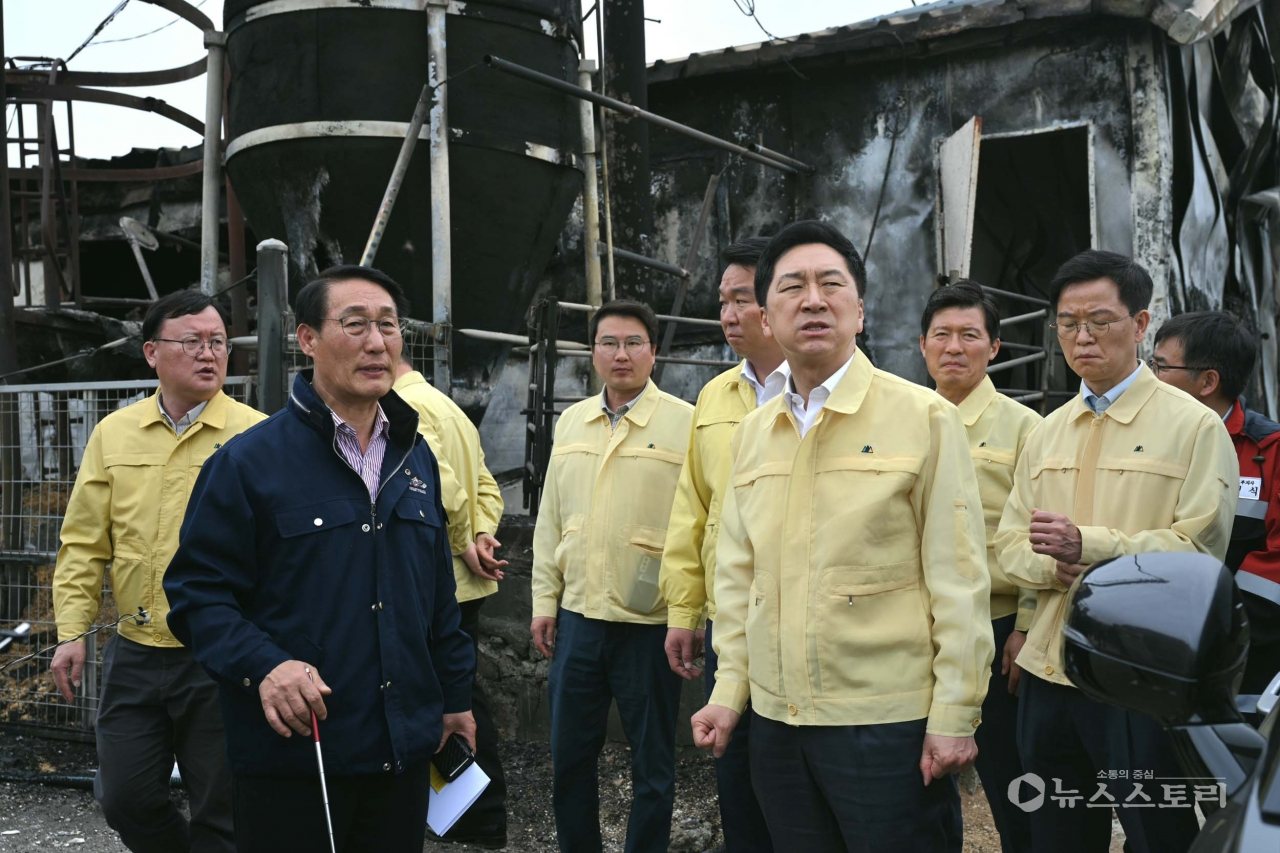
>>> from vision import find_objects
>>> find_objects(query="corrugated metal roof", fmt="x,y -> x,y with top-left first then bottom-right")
647,0 -> 1260,83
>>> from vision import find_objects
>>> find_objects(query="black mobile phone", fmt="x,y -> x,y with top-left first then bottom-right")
431,732 -> 476,783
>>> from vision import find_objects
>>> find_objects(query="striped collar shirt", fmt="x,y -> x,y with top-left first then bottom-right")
332,405 -> 391,498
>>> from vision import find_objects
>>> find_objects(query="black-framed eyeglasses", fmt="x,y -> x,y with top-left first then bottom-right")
324,317 -> 402,339
594,337 -> 650,355
1048,313 -> 1135,340
1146,357 -> 1206,376
154,337 -> 231,358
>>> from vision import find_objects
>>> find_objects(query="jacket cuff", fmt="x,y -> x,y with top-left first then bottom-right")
56,622 -> 91,643
666,605 -> 702,631
532,596 -> 560,620
441,681 -> 473,715
708,678 -> 752,715
1078,526 -> 1117,566
926,703 -> 985,739
1014,611 -> 1035,633
243,646 -> 293,695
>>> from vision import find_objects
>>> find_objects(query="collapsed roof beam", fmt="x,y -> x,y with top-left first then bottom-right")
483,54 -> 815,175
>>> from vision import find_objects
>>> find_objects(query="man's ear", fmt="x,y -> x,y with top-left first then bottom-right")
1200,368 -> 1222,399
142,340 -> 158,369
296,324 -> 319,358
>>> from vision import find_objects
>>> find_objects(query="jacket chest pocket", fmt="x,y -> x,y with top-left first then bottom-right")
392,498 -> 443,556
612,446 -> 684,524
275,500 -> 361,563
1093,455 -> 1187,520
812,455 -> 922,551
103,453 -> 169,537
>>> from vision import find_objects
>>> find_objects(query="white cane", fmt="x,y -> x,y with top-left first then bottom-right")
306,668 -> 337,853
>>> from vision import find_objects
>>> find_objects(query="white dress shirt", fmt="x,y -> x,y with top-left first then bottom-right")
740,359 -> 791,407
785,352 -> 857,438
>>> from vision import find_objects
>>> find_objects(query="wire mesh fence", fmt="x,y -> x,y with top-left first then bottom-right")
0,377 -> 252,732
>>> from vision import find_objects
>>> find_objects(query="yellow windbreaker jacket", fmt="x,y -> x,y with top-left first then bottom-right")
659,363 -> 760,631
532,381 -> 694,625
709,350 -> 994,737
54,391 -> 266,646
393,371 -> 504,604
995,365 -> 1237,686
956,376 -> 1042,629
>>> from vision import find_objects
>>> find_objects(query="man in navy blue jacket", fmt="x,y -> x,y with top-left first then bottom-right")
164,266 -> 475,853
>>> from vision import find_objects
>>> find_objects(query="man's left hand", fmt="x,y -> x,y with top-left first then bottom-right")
1029,509 -> 1083,564
920,734 -> 978,785
1055,561 -> 1088,588
439,711 -> 477,755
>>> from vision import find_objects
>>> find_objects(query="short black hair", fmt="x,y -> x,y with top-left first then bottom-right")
721,237 -> 771,271
142,290 -> 231,342
294,265 -> 411,330
920,280 -> 1001,340
754,220 -> 866,306
1154,311 -> 1258,400
589,299 -> 658,345
1047,250 -> 1153,314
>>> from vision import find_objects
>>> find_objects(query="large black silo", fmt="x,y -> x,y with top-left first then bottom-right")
223,0 -> 584,410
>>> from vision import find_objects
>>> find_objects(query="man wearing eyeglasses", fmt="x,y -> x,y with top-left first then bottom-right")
52,290 -> 265,853
165,266 -> 476,852
996,250 -> 1237,853
531,299 -> 693,853
1150,311 -> 1280,700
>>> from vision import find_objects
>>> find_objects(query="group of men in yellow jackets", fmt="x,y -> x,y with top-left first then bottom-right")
530,219 -> 1242,853
47,216 -> 1251,853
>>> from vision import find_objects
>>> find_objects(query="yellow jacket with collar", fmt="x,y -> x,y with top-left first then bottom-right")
994,364 -> 1237,687
956,376 -> 1042,629
532,380 -> 694,625
54,391 -> 267,646
709,350 -> 994,737
659,363 -> 760,631
393,370 -> 504,604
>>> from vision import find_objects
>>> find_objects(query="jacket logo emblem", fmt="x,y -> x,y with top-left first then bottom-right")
647,443 -> 655,449
1133,445 -> 1144,452
861,445 -> 873,453
213,443 -> 221,449
978,442 -> 986,448
409,476 -> 428,494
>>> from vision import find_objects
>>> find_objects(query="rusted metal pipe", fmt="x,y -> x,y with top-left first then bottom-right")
199,30 -> 227,295
428,0 -> 452,394
360,84 -> 431,268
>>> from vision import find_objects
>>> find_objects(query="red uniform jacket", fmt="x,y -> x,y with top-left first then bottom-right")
1226,399 -> 1280,583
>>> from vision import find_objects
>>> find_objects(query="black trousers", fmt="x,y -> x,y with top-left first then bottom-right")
973,615 -> 1033,853
231,763 -> 431,853
94,635 -> 234,853
547,610 -> 681,853
749,713 -> 962,853
1017,674 -> 1200,853
445,596 -> 508,834
704,620 -> 773,853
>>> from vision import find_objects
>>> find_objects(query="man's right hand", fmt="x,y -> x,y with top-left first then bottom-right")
260,660 -> 331,738
691,704 -> 741,758
530,617 -> 557,658
664,627 -> 704,680
50,642 -> 86,704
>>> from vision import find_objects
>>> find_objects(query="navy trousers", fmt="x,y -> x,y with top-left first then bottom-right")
547,609 -> 682,853
1017,674 -> 1200,853
749,713 -> 962,853
705,620 -> 773,853
973,615 -> 1033,853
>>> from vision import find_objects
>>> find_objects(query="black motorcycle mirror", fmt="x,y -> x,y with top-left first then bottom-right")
1062,552 -> 1264,798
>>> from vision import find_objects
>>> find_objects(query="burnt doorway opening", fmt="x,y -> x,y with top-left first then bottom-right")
938,121 -> 1096,413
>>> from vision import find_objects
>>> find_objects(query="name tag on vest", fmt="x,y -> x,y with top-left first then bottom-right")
1240,477 -> 1263,501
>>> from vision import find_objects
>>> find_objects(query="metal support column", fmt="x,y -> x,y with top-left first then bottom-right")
256,239 -> 288,414
578,60 -> 602,313
427,0 -> 452,394
199,30 -> 227,295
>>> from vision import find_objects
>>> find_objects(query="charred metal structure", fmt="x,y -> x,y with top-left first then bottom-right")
529,0 -> 1279,418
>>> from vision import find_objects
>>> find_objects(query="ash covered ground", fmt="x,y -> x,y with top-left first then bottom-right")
0,726 -> 1115,852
